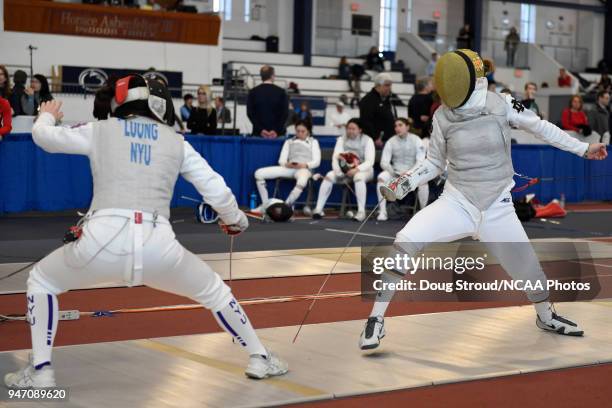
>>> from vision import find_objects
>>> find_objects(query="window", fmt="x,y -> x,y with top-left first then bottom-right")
379,0 -> 398,51
520,4 -> 536,43
214,0 -> 232,21
244,0 -> 250,22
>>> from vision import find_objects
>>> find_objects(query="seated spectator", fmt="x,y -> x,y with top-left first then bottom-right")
425,53 -> 438,77
408,78 -> 433,137
0,96 -> 12,139
522,82 -> 541,117
297,100 -> 313,129
187,86 -> 217,135
561,95 -> 590,136
312,118 -> 375,222
558,68 -> 572,88
180,93 -> 193,122
21,74 -> 53,116
365,46 -> 384,72
253,119 -> 321,211
287,82 -> 301,95
247,65 -> 289,138
338,56 -> 351,90
328,101 -> 351,131
214,96 -> 231,124
588,90 -> 610,141
0,65 -> 10,99
597,72 -> 611,92
9,70 -> 27,116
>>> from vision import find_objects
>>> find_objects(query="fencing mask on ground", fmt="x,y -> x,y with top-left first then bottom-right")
434,49 -> 486,109
195,202 -> 219,224
265,198 -> 294,222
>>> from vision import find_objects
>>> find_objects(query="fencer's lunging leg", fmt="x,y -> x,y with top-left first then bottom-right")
376,171 -> 393,220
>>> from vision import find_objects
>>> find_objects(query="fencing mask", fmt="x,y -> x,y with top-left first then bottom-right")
265,198 -> 294,222
111,74 -> 175,126
434,49 -> 486,109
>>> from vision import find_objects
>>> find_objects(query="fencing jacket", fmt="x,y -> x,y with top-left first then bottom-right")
380,133 -> 426,176
331,134 -> 376,175
32,113 -> 241,223
401,78 -> 588,210
278,136 -> 321,169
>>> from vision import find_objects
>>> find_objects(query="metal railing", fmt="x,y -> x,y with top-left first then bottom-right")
314,26 -> 379,58
413,33 -> 589,72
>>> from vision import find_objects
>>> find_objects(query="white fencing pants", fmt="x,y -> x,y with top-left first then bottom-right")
370,182 -> 549,317
254,166 -> 312,206
314,169 -> 374,214
376,170 -> 429,215
26,209 -> 267,369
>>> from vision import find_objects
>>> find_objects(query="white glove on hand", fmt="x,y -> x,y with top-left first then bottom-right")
219,211 -> 249,236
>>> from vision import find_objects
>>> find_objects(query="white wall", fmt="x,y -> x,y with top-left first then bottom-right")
0,0 -> 222,85
482,0 -> 604,70
221,0 -> 293,53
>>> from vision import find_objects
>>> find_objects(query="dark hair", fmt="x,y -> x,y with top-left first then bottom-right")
33,74 -> 53,101
13,70 -> 27,86
597,89 -> 609,99
395,117 -> 412,127
347,118 -> 361,129
294,119 -> 312,134
415,78 -> 430,92
183,93 -> 194,102
524,82 -> 537,91
216,96 -> 224,104
93,84 -> 113,120
260,65 -> 275,81
0,65 -> 10,98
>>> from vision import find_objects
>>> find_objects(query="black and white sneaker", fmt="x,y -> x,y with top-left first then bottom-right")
359,316 -> 385,350
536,312 -> 584,336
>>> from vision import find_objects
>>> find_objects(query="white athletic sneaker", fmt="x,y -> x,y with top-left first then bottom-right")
536,312 -> 584,336
251,204 -> 264,215
245,349 -> 289,379
353,211 -> 366,222
4,357 -> 56,389
312,209 -> 325,220
376,212 -> 388,221
359,316 -> 385,350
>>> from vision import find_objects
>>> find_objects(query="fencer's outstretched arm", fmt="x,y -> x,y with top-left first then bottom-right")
180,141 -> 243,225
32,112 -> 93,155
504,94 -> 588,156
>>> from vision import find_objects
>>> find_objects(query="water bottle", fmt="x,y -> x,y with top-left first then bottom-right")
559,193 -> 566,209
250,192 -> 258,210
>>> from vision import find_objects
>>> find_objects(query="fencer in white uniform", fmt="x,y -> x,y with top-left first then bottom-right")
312,118 -> 375,222
359,50 -> 608,350
254,119 -> 321,209
4,76 -> 288,389
376,118 -> 429,221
